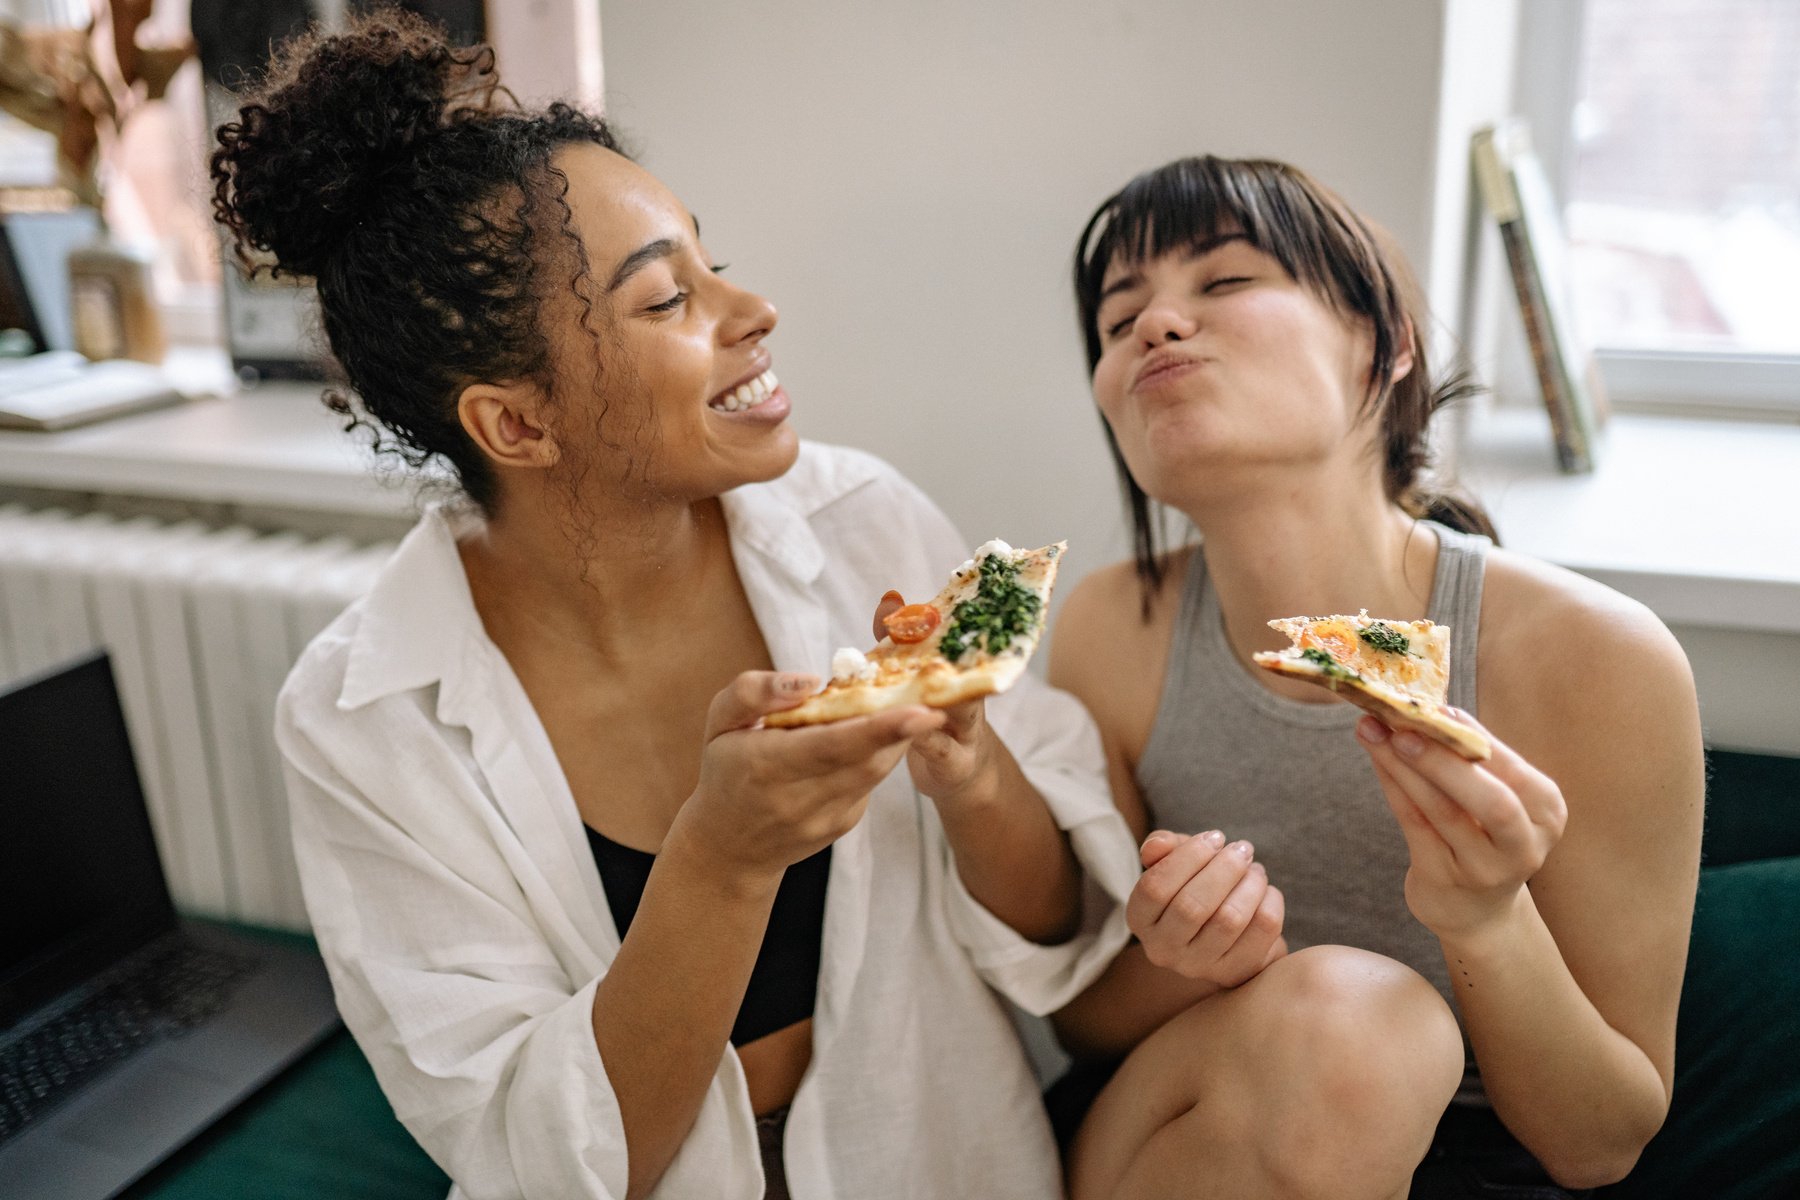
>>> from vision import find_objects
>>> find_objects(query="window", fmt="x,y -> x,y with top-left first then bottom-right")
1517,0 -> 1800,416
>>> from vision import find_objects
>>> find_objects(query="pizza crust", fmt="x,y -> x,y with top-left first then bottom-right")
1253,653 -> 1492,760
764,542 -> 1061,728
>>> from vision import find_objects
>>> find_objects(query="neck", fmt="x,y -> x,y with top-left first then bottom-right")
1182,464 -> 1439,677
460,486 -> 733,665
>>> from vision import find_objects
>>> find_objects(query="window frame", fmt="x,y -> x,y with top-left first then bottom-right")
1512,0 -> 1800,420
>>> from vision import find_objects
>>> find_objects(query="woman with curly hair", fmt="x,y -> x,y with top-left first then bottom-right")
1045,156 -> 1704,1199
215,11 -> 1140,1199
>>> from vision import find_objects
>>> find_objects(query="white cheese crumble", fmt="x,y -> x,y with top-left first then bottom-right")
830,646 -> 878,683
973,537 -> 1014,561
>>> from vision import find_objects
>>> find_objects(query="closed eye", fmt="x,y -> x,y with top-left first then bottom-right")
646,291 -> 687,313
1104,312 -> 1140,338
1205,276 -> 1252,291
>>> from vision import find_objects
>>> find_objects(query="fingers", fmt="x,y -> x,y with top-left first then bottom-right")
1441,708 -> 1565,828
1367,752 -> 1457,867
872,589 -> 905,643
706,671 -> 821,737
776,704 -> 946,774
1357,717 -> 1537,856
1127,830 -> 1225,930
1139,830 -> 1184,869
1210,873 -> 1285,986
1152,838 -> 1255,949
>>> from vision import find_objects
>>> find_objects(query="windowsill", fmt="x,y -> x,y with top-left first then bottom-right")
1457,406 -> 1800,635
0,346 -> 420,520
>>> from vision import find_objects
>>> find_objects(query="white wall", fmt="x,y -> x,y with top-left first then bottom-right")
600,0 -> 1470,587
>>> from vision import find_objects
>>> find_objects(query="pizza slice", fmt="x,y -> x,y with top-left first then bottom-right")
763,538 -> 1065,728
1251,611 -> 1492,760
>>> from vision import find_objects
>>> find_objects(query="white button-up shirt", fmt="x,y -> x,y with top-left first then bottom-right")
276,442 -> 1139,1200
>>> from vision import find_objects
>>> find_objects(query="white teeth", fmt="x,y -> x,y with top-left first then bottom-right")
710,369 -> 780,412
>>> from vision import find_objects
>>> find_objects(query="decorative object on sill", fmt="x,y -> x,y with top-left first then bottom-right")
1473,120 -> 1607,475
66,227 -> 163,361
0,2 -> 193,365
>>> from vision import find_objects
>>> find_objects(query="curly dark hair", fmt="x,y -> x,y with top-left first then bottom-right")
1073,155 -> 1497,612
210,6 -> 623,514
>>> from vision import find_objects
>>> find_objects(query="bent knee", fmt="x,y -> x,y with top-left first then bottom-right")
1252,946 -> 1463,1105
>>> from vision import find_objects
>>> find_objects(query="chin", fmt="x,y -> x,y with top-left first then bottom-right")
728,424 -> 802,487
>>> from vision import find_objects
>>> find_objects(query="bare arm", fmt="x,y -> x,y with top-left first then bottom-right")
1357,582 -> 1702,1188
596,672 -> 940,1199
1044,566 -> 1283,1056
920,714 -> 1084,944
867,597 -> 1080,943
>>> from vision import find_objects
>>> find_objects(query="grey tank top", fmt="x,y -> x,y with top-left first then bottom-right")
1136,521 -> 1491,1104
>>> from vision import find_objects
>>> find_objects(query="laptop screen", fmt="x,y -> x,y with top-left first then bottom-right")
0,654 -> 178,1028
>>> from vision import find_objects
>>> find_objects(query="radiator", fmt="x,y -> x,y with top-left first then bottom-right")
0,505 -> 396,930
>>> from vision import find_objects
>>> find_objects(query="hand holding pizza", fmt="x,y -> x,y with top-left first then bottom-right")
872,591 -> 1004,807
1355,709 -> 1568,941
1126,829 -> 1289,988
679,669 -> 945,878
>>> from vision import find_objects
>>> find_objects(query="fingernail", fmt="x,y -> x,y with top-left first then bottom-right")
1394,731 -> 1425,758
1230,840 -> 1253,858
1249,862 -> 1266,878
1202,829 -> 1226,848
880,589 -> 905,607
1141,831 -> 1175,853
1356,716 -> 1390,744
778,673 -> 818,694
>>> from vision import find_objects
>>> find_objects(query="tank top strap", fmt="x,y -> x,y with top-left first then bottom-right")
1422,521 -> 1491,716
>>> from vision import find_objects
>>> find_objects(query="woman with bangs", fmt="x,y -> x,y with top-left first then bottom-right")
1046,158 -> 1703,1199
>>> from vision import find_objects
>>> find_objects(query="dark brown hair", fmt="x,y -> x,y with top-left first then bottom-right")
210,7 -> 623,514
1073,155 -> 1497,607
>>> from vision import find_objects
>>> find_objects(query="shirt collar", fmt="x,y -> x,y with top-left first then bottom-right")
336,442 -> 867,711
337,504 -> 481,711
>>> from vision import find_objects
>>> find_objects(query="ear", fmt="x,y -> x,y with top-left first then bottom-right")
1390,318 -> 1417,386
457,381 -> 559,472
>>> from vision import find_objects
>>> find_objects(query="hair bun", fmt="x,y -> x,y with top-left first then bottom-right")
212,9 -> 503,278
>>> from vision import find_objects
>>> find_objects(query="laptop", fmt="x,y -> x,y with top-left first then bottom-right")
0,653 -> 342,1200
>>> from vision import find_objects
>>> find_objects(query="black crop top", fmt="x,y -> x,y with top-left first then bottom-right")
585,826 -> 830,1047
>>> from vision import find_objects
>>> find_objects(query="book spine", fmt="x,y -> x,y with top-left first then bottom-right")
1497,220 -> 1593,473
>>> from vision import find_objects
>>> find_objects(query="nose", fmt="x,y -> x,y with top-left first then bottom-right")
1135,297 -> 1196,347
722,279 -> 778,347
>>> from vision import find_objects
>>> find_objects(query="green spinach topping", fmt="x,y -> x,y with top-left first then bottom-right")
1299,646 -> 1358,681
939,553 -> 1042,663
1357,622 -> 1411,655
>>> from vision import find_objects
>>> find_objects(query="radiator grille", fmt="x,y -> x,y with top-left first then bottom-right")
0,505 -> 395,929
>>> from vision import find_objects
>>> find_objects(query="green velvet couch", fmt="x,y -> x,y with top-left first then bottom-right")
123,751 -> 1800,1200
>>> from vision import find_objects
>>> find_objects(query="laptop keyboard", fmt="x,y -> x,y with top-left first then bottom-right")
0,938 -> 259,1143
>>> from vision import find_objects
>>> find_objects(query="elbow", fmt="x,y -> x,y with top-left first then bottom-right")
1541,1150 -> 1642,1191
1534,1109 -> 1666,1190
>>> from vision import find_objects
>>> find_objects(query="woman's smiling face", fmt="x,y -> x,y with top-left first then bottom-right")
544,144 -> 798,504
1088,234 -> 1386,510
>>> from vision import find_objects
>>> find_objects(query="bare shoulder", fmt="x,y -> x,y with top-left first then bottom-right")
1477,548 -> 1702,825
1479,548 -> 1694,716
1050,546 -> 1193,761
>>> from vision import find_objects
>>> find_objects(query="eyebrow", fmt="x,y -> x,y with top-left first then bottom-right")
1097,232 -> 1249,304
603,212 -> 707,294
606,237 -> 683,293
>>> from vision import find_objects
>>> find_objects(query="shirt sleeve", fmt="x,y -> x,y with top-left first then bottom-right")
855,462 -> 1140,1017
277,663 -> 630,1200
